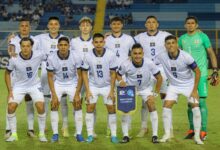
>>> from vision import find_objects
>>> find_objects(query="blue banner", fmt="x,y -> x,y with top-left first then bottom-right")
116,86 -> 136,114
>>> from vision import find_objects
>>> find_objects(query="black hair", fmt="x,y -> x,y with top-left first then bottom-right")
58,37 -> 70,44
146,15 -> 158,22
110,16 -> 124,24
93,33 -> 104,40
185,16 -> 198,24
165,35 -> 177,42
48,16 -> 60,22
20,37 -> 34,46
132,43 -> 143,50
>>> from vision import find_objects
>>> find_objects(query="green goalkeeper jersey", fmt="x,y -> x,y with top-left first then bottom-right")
178,31 -> 211,77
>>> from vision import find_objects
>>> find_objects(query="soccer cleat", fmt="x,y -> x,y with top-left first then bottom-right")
86,135 -> 94,143
111,136 -> 119,144
152,136 -> 159,144
159,134 -> 170,143
184,130 -> 194,139
39,133 -> 48,142
76,134 -> 84,142
200,131 -> 207,141
120,136 -> 130,143
51,134 -> 59,143
27,130 -> 36,138
4,130 -> 12,139
106,128 -> 111,137
5,133 -> 18,142
62,127 -> 69,137
136,128 -> 148,138
195,137 -> 204,145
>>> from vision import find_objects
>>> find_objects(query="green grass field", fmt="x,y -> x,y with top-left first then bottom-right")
0,70 -> 219,150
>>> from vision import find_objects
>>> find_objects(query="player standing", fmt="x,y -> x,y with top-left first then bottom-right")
178,16 -> 219,140
134,15 -> 172,137
35,16 -> 70,137
117,43 -> 162,143
47,37 -> 84,142
5,37 -> 47,142
6,18 -> 39,138
155,35 -> 203,145
81,33 -> 119,143
70,16 -> 96,137
105,16 -> 135,137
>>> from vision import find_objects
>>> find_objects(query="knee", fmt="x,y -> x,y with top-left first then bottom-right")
107,105 -> 116,114
36,102 -> 45,114
86,104 -> 95,113
147,100 -> 156,112
8,103 -> 17,114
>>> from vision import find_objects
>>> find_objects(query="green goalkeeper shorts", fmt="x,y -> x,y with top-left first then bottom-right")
198,76 -> 208,97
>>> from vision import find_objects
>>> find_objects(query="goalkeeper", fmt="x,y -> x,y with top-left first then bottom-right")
178,16 -> 219,141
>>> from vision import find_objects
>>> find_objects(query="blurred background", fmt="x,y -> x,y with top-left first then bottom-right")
0,0 -> 220,68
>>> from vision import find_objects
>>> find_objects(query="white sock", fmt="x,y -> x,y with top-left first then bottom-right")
93,109 -> 97,129
162,107 -> 171,135
141,101 -> 148,129
86,113 -> 94,136
192,107 -> 201,138
51,111 -> 59,134
5,108 -> 10,130
128,115 -> 132,130
26,101 -> 34,130
121,115 -> 129,136
162,99 -> 173,132
75,110 -> 83,135
150,111 -> 158,136
38,113 -> 46,135
60,96 -> 68,129
108,113 -> 117,137
44,96 -> 50,116
7,113 -> 16,134
107,114 -> 110,129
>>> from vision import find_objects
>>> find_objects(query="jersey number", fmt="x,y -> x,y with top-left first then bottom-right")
97,70 -> 103,78
63,73 -> 69,79
151,48 -> 155,56
116,50 -> 120,57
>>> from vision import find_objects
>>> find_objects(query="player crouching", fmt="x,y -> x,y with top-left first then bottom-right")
5,37 -> 47,142
47,37 -> 84,142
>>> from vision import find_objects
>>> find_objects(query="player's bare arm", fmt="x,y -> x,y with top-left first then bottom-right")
74,69 -> 83,108
82,70 -> 93,103
108,70 -> 116,103
47,71 -> 59,108
191,67 -> 201,100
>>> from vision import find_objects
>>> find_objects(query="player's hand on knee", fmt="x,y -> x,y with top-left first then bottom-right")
7,91 -> 14,102
86,91 -> 93,104
51,93 -> 59,109
190,90 -> 199,101
74,93 -> 81,109
108,91 -> 115,104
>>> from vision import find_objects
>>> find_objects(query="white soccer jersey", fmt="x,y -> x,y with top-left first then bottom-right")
9,34 -> 40,54
155,50 -> 197,87
6,51 -> 46,89
105,33 -> 135,66
46,50 -> 82,86
134,30 -> 171,61
70,36 -> 94,60
118,58 -> 160,91
35,33 -> 64,55
81,48 -> 118,88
